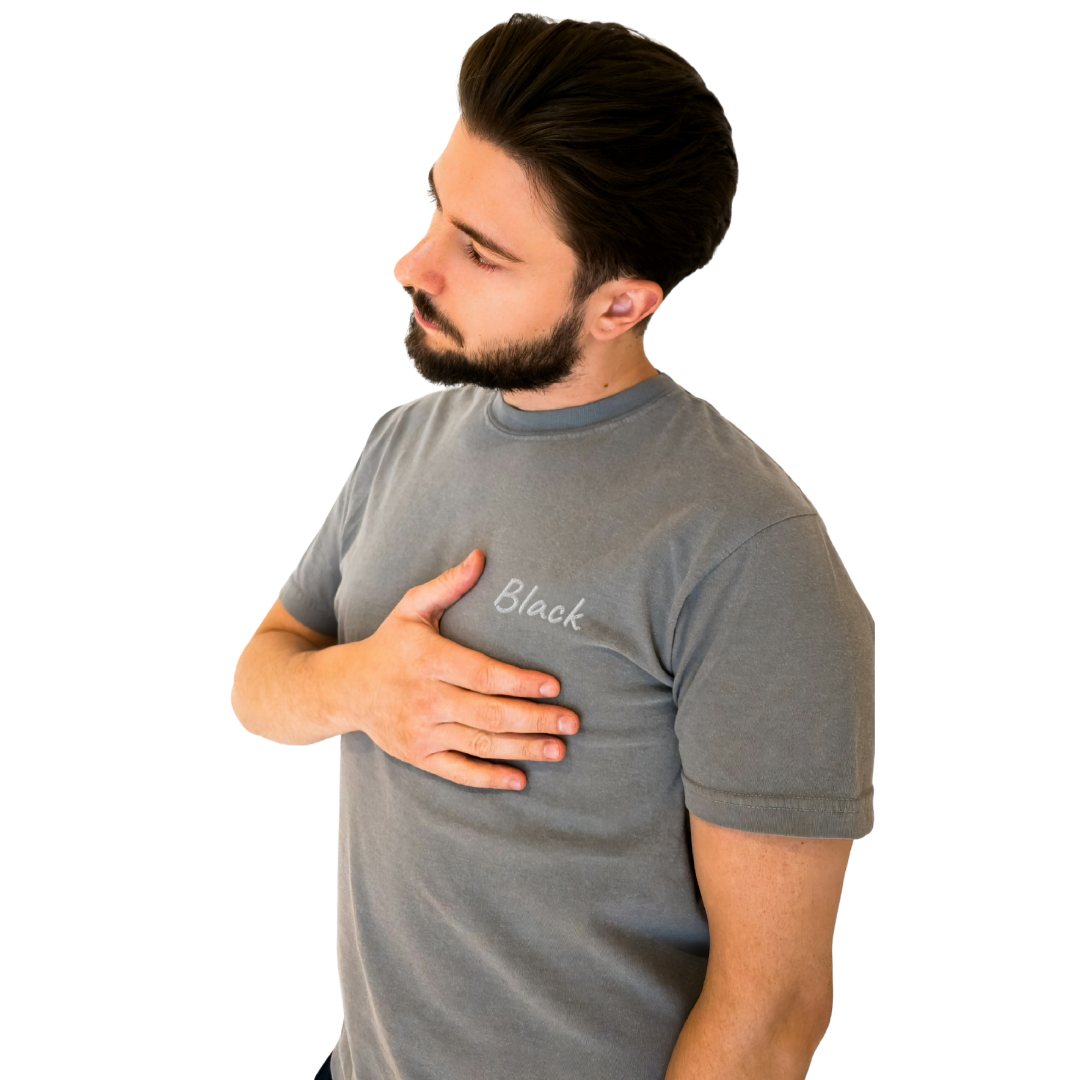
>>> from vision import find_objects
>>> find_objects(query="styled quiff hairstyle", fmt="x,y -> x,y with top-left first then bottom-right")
458,14 -> 738,327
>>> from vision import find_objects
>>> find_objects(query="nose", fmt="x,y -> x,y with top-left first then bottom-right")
394,231 -> 446,295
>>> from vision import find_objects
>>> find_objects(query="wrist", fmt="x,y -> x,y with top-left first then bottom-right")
299,637 -> 369,741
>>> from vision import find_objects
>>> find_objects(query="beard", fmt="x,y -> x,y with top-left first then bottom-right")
404,287 -> 587,393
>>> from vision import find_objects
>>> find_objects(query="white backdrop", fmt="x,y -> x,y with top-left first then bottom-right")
1,1 -> 1076,1077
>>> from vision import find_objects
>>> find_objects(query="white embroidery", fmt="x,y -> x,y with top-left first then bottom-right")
563,599 -> 586,632
493,580 -> 586,631
494,579 -> 524,613
519,585 -> 538,615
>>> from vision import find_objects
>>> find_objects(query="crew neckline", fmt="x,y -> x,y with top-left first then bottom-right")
486,372 -> 677,435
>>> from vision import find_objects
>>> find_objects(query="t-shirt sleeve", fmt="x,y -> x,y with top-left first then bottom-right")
278,461 -> 364,639
671,513 -> 874,839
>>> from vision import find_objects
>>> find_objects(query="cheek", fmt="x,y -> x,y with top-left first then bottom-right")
461,273 -> 570,340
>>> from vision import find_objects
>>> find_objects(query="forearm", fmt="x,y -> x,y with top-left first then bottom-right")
664,981 -> 829,1080
232,631 -> 359,746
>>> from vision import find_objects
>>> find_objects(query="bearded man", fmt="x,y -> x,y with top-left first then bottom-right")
233,14 -> 874,1080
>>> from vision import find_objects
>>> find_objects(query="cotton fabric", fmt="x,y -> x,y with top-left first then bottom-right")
280,372 -> 874,1080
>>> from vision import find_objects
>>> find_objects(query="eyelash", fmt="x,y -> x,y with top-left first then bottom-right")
464,243 -> 499,272
428,189 -> 500,272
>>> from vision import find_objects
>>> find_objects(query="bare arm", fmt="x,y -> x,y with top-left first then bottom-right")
664,817 -> 852,1080
231,550 -> 580,789
231,598 -> 342,745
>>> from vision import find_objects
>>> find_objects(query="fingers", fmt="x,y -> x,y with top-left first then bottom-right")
437,720 -> 568,764
440,683 -> 578,737
396,557 -> 565,701
401,550 -> 485,627
423,751 -> 528,791
375,550 -> 578,794
434,638 -> 563,700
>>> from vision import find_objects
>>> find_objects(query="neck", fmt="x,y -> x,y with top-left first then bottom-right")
501,332 -> 659,412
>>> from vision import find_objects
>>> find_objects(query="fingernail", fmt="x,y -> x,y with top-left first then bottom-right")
507,777 -> 524,790
558,716 -> 575,734
540,680 -> 559,697
543,742 -> 561,760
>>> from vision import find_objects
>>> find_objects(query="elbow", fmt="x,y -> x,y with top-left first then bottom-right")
805,990 -> 834,1051
231,645 -> 282,740
779,980 -> 834,1066
231,683 -> 256,735
231,662 -> 264,737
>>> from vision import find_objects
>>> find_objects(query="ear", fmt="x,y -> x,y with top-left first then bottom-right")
587,280 -> 665,340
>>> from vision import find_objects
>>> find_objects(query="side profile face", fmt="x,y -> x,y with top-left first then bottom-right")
394,120 -> 587,391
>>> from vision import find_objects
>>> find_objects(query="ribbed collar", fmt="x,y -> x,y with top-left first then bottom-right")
486,372 -> 677,435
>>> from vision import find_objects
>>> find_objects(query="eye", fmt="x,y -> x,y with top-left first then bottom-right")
464,243 -> 499,272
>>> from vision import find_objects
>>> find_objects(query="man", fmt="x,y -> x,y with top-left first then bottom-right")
233,14 -> 874,1080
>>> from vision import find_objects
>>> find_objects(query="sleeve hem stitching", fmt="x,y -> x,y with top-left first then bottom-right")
683,776 -> 873,814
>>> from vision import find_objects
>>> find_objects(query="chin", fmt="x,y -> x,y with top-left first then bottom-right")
406,319 -> 585,392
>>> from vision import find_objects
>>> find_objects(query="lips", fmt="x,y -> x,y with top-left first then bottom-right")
408,290 -> 465,348
413,305 -> 440,332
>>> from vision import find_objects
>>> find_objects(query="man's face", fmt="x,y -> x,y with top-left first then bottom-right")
394,121 -> 586,392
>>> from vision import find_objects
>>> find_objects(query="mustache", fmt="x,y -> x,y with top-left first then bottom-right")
403,286 -> 465,348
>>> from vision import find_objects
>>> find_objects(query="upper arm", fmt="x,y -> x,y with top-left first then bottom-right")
689,813 -> 851,1013
673,514 -> 875,839
254,598 -> 337,650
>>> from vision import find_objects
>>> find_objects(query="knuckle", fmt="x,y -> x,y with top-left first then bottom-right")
423,639 -> 449,674
473,699 -> 501,731
419,687 -> 448,721
483,702 -> 507,733
473,664 -> 496,696
470,730 -> 495,757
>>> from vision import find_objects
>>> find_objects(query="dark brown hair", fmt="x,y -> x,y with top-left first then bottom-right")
458,14 -> 738,329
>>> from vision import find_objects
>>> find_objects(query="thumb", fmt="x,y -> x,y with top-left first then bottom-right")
402,550 -> 485,628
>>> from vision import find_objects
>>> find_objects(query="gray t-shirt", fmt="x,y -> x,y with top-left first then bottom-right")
280,372 -> 874,1080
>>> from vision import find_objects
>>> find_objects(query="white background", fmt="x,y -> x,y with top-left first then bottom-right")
1,1 -> 1076,1076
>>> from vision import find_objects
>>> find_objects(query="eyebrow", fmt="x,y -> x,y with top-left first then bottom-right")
428,166 -> 524,264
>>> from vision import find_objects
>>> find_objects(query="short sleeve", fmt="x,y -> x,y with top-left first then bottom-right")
278,459 -> 365,638
671,513 -> 874,839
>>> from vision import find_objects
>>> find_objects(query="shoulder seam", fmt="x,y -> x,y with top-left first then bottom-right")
664,511 -> 821,675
